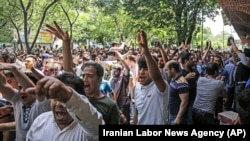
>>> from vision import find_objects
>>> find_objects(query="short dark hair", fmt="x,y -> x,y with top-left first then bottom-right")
180,52 -> 192,64
205,62 -> 219,75
138,55 -> 157,69
82,62 -> 104,80
24,72 -> 38,84
237,88 -> 250,124
111,42 -> 118,47
26,55 -> 37,62
0,53 -> 16,63
127,55 -> 136,63
56,72 -> 84,95
167,60 -> 180,72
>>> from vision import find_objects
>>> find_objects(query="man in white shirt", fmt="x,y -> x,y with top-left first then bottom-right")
132,30 -> 168,125
26,72 -> 104,141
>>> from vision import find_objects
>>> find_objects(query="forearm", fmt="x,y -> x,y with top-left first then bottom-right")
144,51 -> 162,80
160,47 -> 168,63
63,40 -> 74,73
132,110 -> 138,125
12,66 -> 35,88
64,90 -> 104,136
202,49 -> 209,63
0,122 -> 15,131
0,85 -> 15,101
232,42 -> 240,56
176,101 -> 188,119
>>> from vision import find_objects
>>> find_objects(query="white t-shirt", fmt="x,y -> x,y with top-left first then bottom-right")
134,81 -> 168,125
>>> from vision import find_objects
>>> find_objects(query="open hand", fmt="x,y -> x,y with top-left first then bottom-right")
46,21 -> 70,41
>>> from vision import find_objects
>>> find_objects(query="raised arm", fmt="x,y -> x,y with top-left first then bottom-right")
156,42 -> 168,64
0,63 -> 35,100
137,30 -> 166,92
0,72 -> 15,100
0,122 -> 16,131
115,51 -> 130,76
46,21 -> 74,73
31,76 -> 104,139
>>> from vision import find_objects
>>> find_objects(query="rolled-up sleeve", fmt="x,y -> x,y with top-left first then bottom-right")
64,90 -> 105,141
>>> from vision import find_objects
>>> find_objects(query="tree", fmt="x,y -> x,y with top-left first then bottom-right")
0,0 -> 59,53
121,0 -> 219,44
91,0 -> 145,44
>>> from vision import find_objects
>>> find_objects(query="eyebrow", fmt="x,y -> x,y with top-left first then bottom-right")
82,72 -> 95,75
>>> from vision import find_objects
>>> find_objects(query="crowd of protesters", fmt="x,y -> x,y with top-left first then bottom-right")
0,21 -> 249,141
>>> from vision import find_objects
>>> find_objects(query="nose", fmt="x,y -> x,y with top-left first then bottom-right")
82,75 -> 88,82
139,68 -> 145,74
54,100 -> 61,106
19,87 -> 26,94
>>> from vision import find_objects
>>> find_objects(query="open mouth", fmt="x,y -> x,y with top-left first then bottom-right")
55,111 -> 67,119
84,84 -> 90,91
139,76 -> 145,81
21,95 -> 28,100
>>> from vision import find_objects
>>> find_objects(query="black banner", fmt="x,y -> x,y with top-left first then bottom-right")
99,125 -> 249,140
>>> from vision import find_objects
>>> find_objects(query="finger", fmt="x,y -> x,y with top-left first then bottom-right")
136,31 -> 141,44
35,77 -> 49,95
48,82 -> 61,99
54,21 -> 64,35
25,87 -> 36,95
65,31 -> 69,39
140,30 -> 147,45
42,79 -> 55,98
43,78 -> 55,93
45,24 -> 57,33
31,67 -> 44,80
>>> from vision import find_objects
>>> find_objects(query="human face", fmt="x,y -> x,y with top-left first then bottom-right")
95,57 -> 101,63
43,63 -> 60,76
4,73 -> 18,89
165,65 -> 174,79
173,55 -> 178,61
18,86 -> 36,107
214,57 -> 221,65
112,69 -> 121,78
44,68 -> 59,77
188,56 -> 194,67
82,66 -> 101,97
157,57 -> 165,69
51,99 -> 73,129
138,67 -> 152,85
25,57 -> 36,71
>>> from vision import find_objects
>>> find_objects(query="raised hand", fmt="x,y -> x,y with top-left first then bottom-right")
0,63 -> 16,71
178,41 -> 185,49
45,21 -> 70,41
136,29 -> 148,54
113,50 -> 123,59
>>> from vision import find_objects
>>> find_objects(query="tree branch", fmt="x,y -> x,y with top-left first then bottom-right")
30,0 -> 59,52
26,0 -> 33,11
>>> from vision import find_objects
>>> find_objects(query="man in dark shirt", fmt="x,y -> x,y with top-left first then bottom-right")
180,52 -> 199,124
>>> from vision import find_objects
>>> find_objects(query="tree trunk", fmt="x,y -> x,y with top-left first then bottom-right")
30,0 -> 59,54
